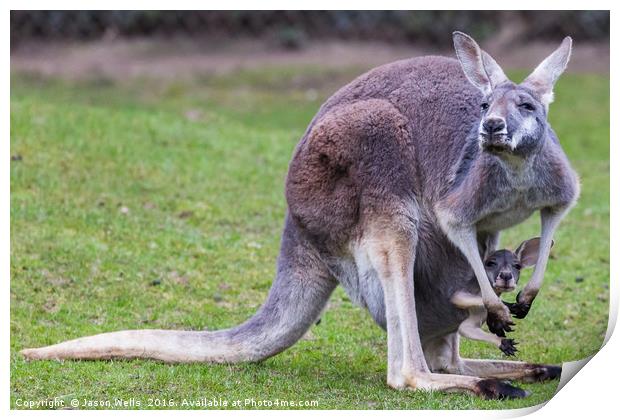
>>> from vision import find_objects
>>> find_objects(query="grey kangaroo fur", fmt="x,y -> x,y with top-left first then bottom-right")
21,32 -> 579,399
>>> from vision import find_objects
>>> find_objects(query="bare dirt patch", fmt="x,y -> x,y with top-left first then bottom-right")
11,37 -> 609,83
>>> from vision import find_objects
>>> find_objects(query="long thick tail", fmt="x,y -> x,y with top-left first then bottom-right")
21,219 -> 336,363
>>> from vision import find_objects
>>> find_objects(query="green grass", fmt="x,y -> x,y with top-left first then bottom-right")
10,66 -> 609,409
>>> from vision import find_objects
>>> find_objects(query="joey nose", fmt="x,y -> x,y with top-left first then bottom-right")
483,118 -> 506,134
499,272 -> 513,281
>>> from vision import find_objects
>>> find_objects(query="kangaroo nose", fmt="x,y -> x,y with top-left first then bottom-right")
499,272 -> 513,281
483,118 -> 506,134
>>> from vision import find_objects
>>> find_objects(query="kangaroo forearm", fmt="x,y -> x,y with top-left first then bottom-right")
521,207 -> 568,301
441,224 -> 500,306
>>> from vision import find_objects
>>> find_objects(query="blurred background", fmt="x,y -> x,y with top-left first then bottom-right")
11,10 -> 610,80
10,11 -> 610,46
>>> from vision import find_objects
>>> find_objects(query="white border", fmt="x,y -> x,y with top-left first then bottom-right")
4,2 -> 616,418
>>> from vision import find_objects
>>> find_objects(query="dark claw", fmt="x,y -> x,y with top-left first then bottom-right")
503,291 -> 532,319
542,365 -> 562,381
475,379 -> 530,400
524,364 -> 562,383
487,311 -> 515,337
499,338 -> 518,356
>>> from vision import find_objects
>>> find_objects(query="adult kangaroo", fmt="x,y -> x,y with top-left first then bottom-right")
21,32 -> 579,399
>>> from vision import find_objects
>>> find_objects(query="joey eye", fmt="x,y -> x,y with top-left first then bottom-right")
519,103 -> 535,111
513,263 -> 522,271
480,102 -> 490,111
485,260 -> 496,268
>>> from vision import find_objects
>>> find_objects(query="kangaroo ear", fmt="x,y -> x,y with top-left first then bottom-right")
514,237 -> 555,268
522,37 -> 572,107
453,31 -> 507,95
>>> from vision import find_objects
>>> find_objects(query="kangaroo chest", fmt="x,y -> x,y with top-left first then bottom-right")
475,164 -> 550,232
477,191 -> 537,232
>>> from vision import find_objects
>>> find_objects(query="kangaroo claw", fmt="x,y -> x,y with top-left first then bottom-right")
499,338 -> 518,356
504,291 -> 532,319
487,311 -> 515,337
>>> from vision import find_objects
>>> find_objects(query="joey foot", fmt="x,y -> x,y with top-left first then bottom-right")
499,338 -> 518,357
486,303 -> 515,337
503,291 -> 533,319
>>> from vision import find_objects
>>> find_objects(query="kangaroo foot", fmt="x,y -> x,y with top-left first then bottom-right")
390,371 -> 529,400
475,379 -> 530,399
520,364 -> 562,383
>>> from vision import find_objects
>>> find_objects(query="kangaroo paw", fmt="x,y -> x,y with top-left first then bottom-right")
475,379 -> 530,400
504,291 -> 532,319
499,338 -> 518,357
486,307 -> 515,337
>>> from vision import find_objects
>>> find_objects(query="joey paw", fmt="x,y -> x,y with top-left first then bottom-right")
499,338 -> 518,356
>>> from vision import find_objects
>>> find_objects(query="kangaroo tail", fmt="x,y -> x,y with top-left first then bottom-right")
21,220 -> 336,363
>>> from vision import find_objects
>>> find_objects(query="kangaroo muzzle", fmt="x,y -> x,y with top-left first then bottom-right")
479,117 -> 510,152
494,271 -> 516,292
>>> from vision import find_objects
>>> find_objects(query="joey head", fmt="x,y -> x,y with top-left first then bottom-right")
451,238 -> 552,355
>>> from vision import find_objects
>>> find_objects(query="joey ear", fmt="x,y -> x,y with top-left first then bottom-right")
514,237 -> 555,268
453,31 -> 507,95
522,37 -> 572,107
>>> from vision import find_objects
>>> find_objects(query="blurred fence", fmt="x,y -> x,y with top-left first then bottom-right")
11,11 -> 610,48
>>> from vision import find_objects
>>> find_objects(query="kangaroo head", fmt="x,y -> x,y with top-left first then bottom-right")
453,31 -> 572,159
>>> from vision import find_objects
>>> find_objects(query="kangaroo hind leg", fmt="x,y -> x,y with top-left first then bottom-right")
459,359 -> 562,383
361,215 -> 528,399
430,333 -> 561,383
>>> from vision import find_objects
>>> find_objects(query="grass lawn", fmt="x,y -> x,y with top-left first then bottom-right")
10,63 -> 609,409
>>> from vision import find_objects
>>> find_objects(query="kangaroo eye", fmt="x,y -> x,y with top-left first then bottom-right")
519,103 -> 535,111
480,102 -> 490,111
485,260 -> 496,268
513,263 -> 522,271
